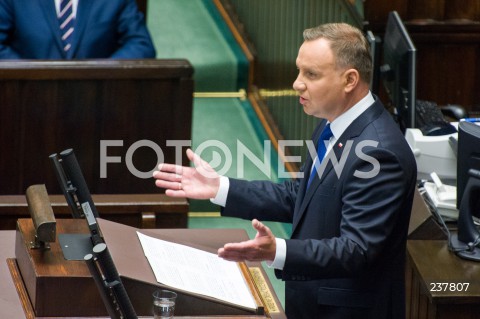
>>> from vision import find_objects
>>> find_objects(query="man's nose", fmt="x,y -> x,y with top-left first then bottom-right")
293,78 -> 306,92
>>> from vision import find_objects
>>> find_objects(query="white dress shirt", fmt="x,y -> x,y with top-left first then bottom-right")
54,0 -> 79,17
212,92 -> 376,269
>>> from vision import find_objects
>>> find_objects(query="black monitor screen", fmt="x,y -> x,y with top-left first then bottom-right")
366,30 -> 381,95
381,11 -> 416,131
456,121 -> 480,212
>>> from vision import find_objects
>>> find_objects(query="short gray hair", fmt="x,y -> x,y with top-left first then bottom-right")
303,23 -> 372,84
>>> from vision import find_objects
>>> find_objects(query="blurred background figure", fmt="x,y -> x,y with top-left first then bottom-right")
0,0 -> 156,59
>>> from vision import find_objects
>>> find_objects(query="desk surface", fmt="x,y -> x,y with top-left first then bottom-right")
407,240 -> 480,303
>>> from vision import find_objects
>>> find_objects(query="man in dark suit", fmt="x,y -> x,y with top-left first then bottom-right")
153,23 -> 416,318
0,0 -> 155,59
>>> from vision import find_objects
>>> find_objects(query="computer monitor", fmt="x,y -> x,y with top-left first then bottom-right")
381,11 -> 416,131
366,30 -> 381,95
456,122 -> 480,208
452,121 -> 480,261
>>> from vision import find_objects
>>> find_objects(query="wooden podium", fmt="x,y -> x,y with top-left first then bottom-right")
13,218 -> 285,318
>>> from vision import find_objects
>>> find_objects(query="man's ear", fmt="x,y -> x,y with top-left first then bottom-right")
344,69 -> 359,92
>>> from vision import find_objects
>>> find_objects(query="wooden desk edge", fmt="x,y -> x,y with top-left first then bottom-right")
0,194 -> 189,229
0,194 -> 188,212
407,240 -> 480,303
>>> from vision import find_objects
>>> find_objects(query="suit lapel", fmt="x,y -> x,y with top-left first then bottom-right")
292,121 -> 327,229
292,99 -> 384,233
40,0 -> 65,58
68,0 -> 94,58
293,154 -> 313,224
293,135 -> 341,230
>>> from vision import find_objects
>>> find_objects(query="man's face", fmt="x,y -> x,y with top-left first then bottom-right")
293,38 -> 346,120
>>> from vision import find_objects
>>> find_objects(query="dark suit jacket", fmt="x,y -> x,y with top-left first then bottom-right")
222,98 -> 417,318
0,0 -> 155,59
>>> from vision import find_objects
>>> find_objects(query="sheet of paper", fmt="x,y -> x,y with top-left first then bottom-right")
137,231 -> 256,310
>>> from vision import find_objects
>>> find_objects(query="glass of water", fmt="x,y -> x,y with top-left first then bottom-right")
153,289 -> 177,319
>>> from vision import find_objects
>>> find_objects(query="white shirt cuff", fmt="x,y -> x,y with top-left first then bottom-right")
266,238 -> 286,270
210,176 -> 229,207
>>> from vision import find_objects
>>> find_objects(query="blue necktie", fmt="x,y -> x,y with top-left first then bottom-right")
307,124 -> 333,188
58,0 -> 75,52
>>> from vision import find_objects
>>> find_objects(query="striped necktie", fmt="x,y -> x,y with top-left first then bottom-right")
307,124 -> 333,188
58,0 -> 75,52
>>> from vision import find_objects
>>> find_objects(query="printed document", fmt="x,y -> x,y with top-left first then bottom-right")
137,232 -> 256,310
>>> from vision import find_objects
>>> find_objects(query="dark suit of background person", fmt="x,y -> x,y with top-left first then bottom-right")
0,0 -> 156,59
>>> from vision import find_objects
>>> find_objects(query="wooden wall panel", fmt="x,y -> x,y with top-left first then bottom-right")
0,60 -> 193,195
364,0 -> 480,116
413,30 -> 480,110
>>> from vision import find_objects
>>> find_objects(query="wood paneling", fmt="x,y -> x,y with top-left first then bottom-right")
365,0 -> 480,28
0,60 -> 194,195
443,0 -> 480,21
364,0 -> 480,116
0,194 -> 189,230
410,24 -> 480,114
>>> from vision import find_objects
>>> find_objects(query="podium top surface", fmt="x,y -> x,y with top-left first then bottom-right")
4,219 -> 285,318
99,218 -> 251,284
